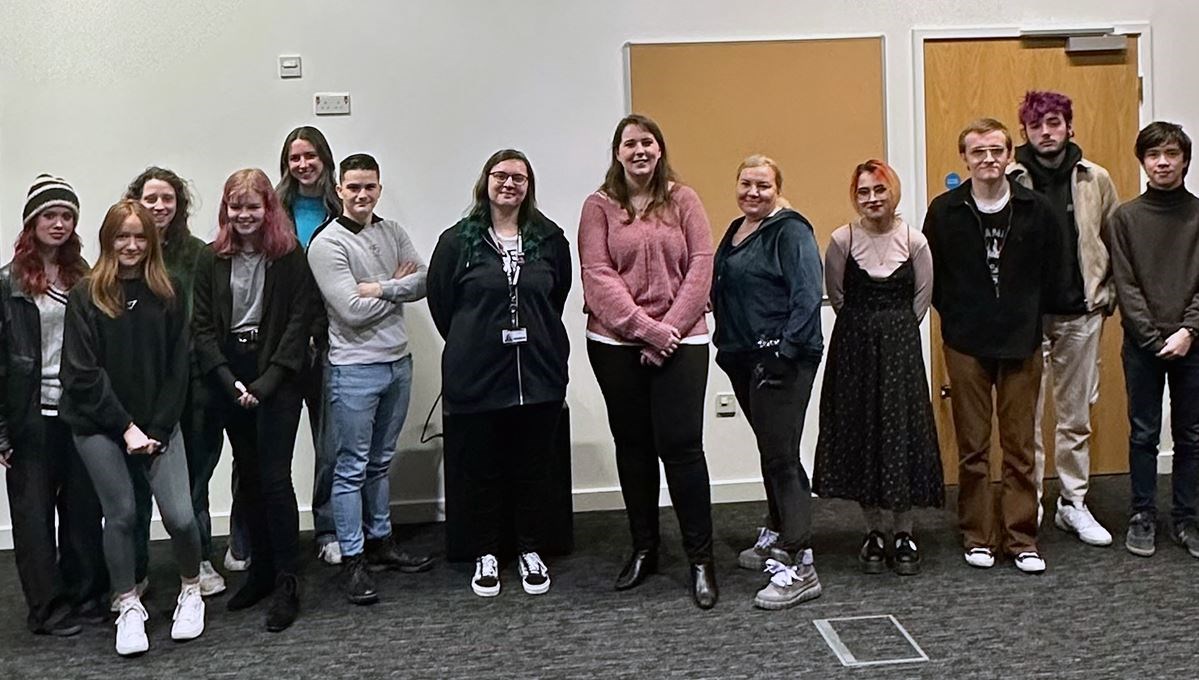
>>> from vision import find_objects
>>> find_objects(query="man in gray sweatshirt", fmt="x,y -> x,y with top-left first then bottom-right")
308,154 -> 434,604
1108,122 -> 1199,560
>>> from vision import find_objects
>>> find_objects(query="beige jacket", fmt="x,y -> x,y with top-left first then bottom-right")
1008,157 -> 1120,314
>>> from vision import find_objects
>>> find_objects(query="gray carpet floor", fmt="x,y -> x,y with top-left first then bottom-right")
0,474 -> 1195,679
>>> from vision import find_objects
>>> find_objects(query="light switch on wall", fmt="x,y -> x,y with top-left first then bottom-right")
715,392 -> 737,417
278,55 -> 302,79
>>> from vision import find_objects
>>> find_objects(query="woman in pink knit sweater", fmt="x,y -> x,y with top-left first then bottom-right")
578,113 -> 718,609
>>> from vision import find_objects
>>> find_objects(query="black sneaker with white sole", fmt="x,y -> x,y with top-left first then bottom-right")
1125,512 -> 1156,557
517,552 -> 551,595
1172,521 -> 1199,559
472,554 -> 501,597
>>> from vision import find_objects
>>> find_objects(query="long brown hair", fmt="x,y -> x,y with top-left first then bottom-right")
124,166 -> 195,247
88,200 -> 175,318
11,218 -> 88,296
600,114 -> 679,224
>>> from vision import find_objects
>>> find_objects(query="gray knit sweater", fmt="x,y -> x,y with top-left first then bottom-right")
308,215 -> 428,366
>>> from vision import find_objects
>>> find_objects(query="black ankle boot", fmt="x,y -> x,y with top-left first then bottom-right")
265,574 -> 300,632
227,571 -> 275,611
690,562 -> 718,610
614,550 -> 658,591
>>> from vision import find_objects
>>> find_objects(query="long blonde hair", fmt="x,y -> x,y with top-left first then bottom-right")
88,200 -> 175,318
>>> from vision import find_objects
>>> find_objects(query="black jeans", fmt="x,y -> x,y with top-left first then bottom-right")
209,343 -> 304,578
1123,336 -> 1199,526
453,401 -> 562,556
5,416 -> 107,630
717,350 -> 817,553
587,341 -> 713,562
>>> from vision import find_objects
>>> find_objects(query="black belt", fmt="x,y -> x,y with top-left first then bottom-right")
230,331 -> 258,345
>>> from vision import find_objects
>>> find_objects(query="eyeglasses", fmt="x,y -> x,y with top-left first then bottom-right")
965,146 -> 1008,161
489,171 -> 528,186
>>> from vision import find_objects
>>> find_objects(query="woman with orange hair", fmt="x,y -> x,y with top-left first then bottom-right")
814,160 -> 943,576
62,200 -> 203,655
191,169 -> 316,632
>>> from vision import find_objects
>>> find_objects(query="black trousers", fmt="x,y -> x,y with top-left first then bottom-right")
587,342 -> 714,562
716,350 -> 817,553
206,343 -> 303,579
454,401 -> 562,556
5,415 -> 108,631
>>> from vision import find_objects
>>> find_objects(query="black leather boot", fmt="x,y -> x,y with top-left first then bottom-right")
690,562 -> 718,610
614,550 -> 658,591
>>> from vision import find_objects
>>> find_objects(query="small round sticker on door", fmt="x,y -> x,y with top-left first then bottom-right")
945,172 -> 962,189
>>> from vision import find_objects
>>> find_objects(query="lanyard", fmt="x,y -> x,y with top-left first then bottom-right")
488,227 -> 524,328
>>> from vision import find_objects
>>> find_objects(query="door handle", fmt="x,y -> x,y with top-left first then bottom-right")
939,384 -> 952,399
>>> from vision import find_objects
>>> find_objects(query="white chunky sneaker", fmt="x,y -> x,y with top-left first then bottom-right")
517,552 -> 551,595
738,527 -> 780,570
115,597 -> 149,656
317,541 -> 343,566
110,577 -> 150,613
171,582 -> 205,641
1014,551 -> 1047,574
964,547 -> 995,569
472,554 -> 501,597
198,560 -> 227,596
1055,499 -> 1113,547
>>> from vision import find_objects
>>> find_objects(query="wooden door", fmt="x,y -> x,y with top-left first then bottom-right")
922,36 -> 1141,484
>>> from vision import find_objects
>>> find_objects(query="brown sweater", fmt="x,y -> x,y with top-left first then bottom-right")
1108,185 -> 1199,352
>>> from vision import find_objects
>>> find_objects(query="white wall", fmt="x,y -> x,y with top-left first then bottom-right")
1,0 -> 1192,548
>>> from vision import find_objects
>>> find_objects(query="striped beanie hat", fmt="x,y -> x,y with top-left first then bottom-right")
23,174 -> 80,226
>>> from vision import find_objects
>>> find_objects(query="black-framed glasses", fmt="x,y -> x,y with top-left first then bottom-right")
489,171 -> 528,186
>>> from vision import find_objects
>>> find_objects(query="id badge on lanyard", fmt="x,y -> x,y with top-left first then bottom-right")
491,228 -> 528,345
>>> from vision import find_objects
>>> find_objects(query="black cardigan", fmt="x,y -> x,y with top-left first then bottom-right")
922,180 -> 1061,359
191,244 -> 316,400
427,215 -> 571,414
60,277 -> 189,443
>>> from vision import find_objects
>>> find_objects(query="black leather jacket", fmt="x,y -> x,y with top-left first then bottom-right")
0,263 -> 52,453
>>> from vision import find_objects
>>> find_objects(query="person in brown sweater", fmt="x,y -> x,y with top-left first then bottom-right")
1107,121 -> 1199,560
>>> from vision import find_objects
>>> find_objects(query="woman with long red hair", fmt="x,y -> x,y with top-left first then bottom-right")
191,168 -> 316,632
0,175 -> 107,636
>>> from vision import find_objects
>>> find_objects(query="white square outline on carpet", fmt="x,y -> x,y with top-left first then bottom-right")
813,614 -> 930,668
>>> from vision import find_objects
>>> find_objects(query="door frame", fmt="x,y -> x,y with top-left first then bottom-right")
911,22 -> 1154,223
909,22 -> 1155,477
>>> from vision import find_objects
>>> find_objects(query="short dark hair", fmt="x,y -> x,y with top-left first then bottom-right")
339,153 -> 380,181
1135,121 -> 1191,164
1018,90 -> 1073,127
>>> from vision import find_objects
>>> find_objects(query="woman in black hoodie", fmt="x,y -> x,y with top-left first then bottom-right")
711,155 -> 824,611
427,149 -> 571,598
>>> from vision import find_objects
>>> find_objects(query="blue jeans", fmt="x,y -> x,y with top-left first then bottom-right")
327,356 -> 413,557
1123,336 -> 1199,527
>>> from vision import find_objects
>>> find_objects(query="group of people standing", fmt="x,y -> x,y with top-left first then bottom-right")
1,89 -> 1197,657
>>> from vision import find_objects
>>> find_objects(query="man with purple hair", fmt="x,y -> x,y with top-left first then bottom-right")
1007,90 -> 1119,547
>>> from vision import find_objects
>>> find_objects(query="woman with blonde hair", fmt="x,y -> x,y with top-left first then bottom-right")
61,200 -> 203,655
712,155 -> 824,610
814,159 -> 943,576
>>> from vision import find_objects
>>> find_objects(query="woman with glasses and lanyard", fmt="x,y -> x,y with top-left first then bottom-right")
428,150 -> 571,598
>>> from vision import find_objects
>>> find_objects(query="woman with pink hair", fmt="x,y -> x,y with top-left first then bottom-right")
191,168 -> 317,631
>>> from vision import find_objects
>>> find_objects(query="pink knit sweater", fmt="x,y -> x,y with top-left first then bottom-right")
577,185 -> 713,350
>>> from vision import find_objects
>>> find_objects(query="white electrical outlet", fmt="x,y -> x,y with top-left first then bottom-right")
314,92 -> 351,116
715,392 -> 737,417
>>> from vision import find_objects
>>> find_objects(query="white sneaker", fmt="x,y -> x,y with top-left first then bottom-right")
224,547 -> 250,572
1055,499 -> 1113,546
517,552 -> 551,595
317,541 -> 343,566
110,577 -> 150,613
472,554 -> 501,597
197,560 -> 227,596
964,547 -> 995,569
1014,551 -> 1047,574
171,582 -> 205,641
114,597 -> 149,656
738,527 -> 780,570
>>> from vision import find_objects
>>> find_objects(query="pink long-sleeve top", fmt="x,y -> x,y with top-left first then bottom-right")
577,185 -> 713,350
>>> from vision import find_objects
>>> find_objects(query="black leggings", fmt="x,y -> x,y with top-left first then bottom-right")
587,342 -> 713,562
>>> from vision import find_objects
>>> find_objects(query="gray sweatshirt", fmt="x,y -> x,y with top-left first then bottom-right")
308,215 -> 428,365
